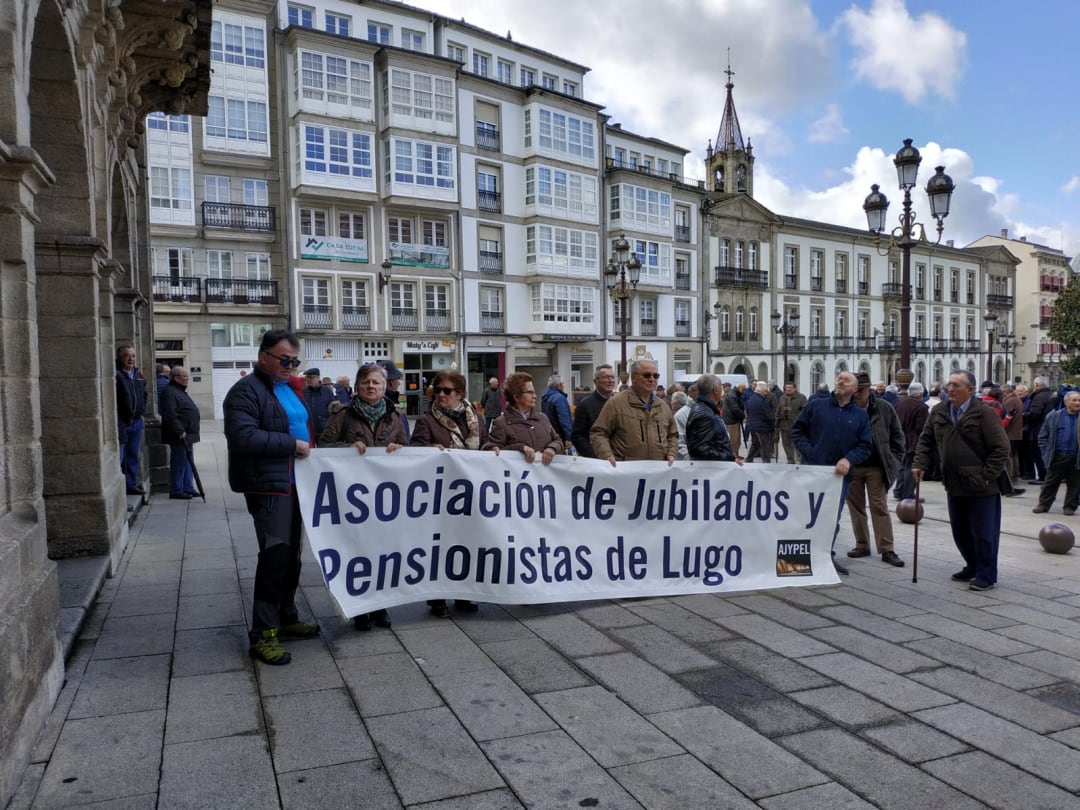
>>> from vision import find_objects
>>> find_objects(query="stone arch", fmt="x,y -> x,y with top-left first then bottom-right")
811,361 -> 825,390
712,360 -> 726,374
756,361 -> 769,381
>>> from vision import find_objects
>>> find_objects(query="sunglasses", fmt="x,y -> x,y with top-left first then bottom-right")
434,386 -> 458,395
264,351 -> 301,368
638,372 -> 661,380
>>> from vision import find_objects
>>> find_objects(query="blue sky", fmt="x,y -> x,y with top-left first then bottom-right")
419,0 -> 1079,259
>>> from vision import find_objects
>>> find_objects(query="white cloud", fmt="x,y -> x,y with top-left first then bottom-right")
807,103 -> 850,143
839,0 -> 967,104
1063,176 -> 1080,194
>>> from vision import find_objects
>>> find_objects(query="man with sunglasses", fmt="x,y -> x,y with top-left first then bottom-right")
590,359 -> 678,466
224,329 -> 319,665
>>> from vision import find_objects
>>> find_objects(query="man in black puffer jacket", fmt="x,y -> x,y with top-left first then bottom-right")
224,329 -> 319,666
686,374 -> 736,461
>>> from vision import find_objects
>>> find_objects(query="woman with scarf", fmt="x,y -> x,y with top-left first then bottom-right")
483,371 -> 563,464
319,363 -> 407,630
410,370 -> 491,617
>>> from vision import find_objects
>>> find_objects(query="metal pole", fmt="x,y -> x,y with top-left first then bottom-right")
987,334 -> 994,384
898,187 -> 914,374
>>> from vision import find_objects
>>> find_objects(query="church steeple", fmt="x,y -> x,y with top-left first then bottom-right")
706,57 -> 754,196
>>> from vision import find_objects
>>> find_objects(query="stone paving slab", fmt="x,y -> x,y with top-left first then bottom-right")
408,788 -> 523,810
430,667 -> 558,742
105,583 -> 180,618
339,652 -> 443,717
165,669 -> 261,744
798,652 -> 954,712
909,666 -> 1080,733
913,703 -> 1080,791
701,639 -> 835,693
725,593 -> 836,630
276,760 -> 404,809
858,719 -> 970,763
534,685 -> 683,767
263,687 -> 376,772
33,710 -> 165,808
716,614 -> 837,658
621,600 -> 737,644
896,613 -> 1035,656
366,707 -> 506,806
68,654 -> 171,719
396,624 -> 498,678
922,749 -> 1080,810
575,652 -> 702,714
995,623 -> 1080,659
478,637 -> 594,695
902,636 -> 1061,690
607,623 -> 717,673
480,730 -> 643,809
253,637 -> 345,697
650,705 -> 829,799
788,685 -> 901,729
89,612 -> 176,660
777,727 -> 985,810
757,781 -> 877,810
806,626 -> 938,673
171,625 -> 251,677
519,613 -> 626,658
159,734 -> 278,809
815,605 -> 934,644
175,591 -> 246,631
608,754 -> 757,809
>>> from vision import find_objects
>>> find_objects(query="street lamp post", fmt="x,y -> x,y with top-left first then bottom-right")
771,308 -> 800,384
604,234 -> 641,382
997,332 -> 1025,384
863,139 -> 955,385
984,310 -> 998,384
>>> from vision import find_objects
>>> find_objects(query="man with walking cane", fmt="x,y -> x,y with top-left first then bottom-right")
159,366 -> 201,500
913,370 -> 1011,592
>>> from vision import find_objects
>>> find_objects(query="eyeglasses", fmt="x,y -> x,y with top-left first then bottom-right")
434,386 -> 457,396
263,351 -> 301,368
521,389 -> 537,395
638,372 -> 661,380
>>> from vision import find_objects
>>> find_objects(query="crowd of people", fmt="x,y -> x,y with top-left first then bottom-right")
208,327 -> 1077,665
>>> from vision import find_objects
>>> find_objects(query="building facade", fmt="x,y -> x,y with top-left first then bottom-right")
969,230 -> 1075,387
0,1 -> 210,803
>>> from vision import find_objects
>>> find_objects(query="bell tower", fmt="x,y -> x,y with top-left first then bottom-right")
705,60 -> 754,196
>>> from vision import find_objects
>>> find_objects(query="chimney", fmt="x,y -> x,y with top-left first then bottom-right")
946,240 -> 954,247
1020,236 -> 1028,242
1000,229 -> 1008,238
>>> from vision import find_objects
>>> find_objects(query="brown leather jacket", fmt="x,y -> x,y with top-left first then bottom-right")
483,408 -> 562,453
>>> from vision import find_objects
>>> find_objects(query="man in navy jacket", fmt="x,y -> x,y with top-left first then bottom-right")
791,371 -> 872,575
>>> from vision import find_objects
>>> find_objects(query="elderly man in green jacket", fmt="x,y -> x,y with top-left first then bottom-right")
590,359 -> 678,466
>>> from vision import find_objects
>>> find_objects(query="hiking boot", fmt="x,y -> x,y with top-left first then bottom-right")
249,629 -> 291,665
278,620 -> 320,639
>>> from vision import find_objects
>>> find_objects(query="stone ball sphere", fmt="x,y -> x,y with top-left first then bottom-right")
896,499 -> 924,524
1038,523 -> 1075,554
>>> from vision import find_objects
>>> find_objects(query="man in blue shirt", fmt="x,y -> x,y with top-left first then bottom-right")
1034,391 -> 1080,516
224,329 -> 319,665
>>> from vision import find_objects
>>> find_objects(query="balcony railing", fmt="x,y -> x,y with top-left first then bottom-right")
476,124 -> 500,151
302,304 -> 332,329
205,278 -> 279,305
342,306 -> 371,331
835,280 -> 847,294
675,272 -> 690,290
715,267 -> 768,288
857,337 -> 876,351
882,282 -> 907,299
640,318 -> 657,337
1040,316 -> 1054,328
784,274 -> 798,290
915,287 -> 925,300
834,337 -> 854,352
477,189 -> 502,213
807,336 -> 829,351
425,309 -> 450,331
481,311 -> 504,333
201,201 -> 275,232
479,249 -> 503,273
858,282 -> 868,295
734,331 -> 745,342
152,275 -> 201,302
604,157 -> 681,182
967,292 -> 975,304
933,289 -> 942,302
986,293 -> 1014,308
392,307 -> 417,331
787,336 -> 806,352
810,277 -> 823,292
950,291 -> 959,303
748,331 -> 759,342
675,225 -> 690,243
720,331 -> 731,342
675,321 -> 690,337
932,339 -> 950,352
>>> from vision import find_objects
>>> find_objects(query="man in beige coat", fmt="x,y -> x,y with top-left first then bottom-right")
590,359 -> 678,465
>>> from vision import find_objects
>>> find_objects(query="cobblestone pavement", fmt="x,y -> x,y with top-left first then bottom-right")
9,430 -> 1080,809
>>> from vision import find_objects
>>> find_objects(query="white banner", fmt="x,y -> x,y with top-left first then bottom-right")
295,448 -> 842,616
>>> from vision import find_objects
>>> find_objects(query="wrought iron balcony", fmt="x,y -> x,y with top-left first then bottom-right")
950,291 -> 959,303
205,278 -> 279,304
748,332 -> 759,342
714,266 -> 768,288
933,289 -> 943,302
810,277 -> 823,292
152,275 -> 201,303
882,282 -> 907,300
477,189 -> 501,213
674,225 -> 690,243
640,318 -> 657,337
932,339 -> 950,352
857,337 -> 877,351
392,307 -> 418,331
734,331 -> 745,342
967,292 -> 974,304
479,249 -> 503,273
342,306 -> 371,330
986,293 -> 1014,308
481,311 -> 504,333
201,201 -> 275,232
835,280 -> 847,294
425,309 -> 450,331
784,274 -> 798,290
720,331 -> 731,342
675,321 -> 690,337
807,336 -> 829,351
302,304 -> 332,329
476,124 -> 500,151
787,336 -> 806,352
675,272 -> 690,290
858,282 -> 869,295
915,287 -> 925,300
834,337 -> 855,352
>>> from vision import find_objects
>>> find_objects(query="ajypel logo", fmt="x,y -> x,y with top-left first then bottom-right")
775,539 -> 813,577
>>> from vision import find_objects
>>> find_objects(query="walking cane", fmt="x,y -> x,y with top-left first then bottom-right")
186,444 -> 206,502
912,475 -> 920,584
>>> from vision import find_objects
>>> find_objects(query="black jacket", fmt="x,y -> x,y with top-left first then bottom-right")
570,391 -> 610,457
159,381 -> 201,445
721,390 -> 745,425
223,369 -> 312,495
685,397 -> 735,461
115,367 -> 147,426
302,384 -> 337,437
914,397 -> 1011,497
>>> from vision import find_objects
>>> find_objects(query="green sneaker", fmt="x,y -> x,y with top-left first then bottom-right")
249,629 -> 291,665
278,620 -> 320,639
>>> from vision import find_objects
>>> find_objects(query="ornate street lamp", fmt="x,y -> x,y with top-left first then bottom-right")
984,310 -> 998,384
864,139 -> 955,385
377,258 -> 393,293
604,234 -> 641,381
771,308 -> 800,384
997,332 -> 1025,384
